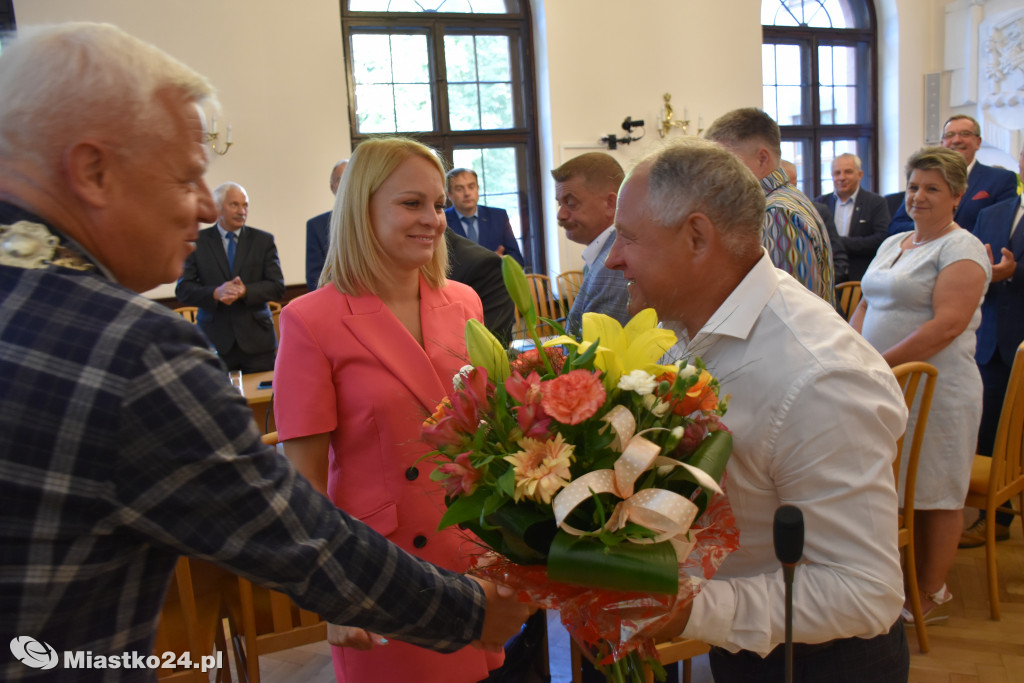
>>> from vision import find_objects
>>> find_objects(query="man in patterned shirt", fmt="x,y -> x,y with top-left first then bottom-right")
0,23 -> 530,681
706,108 -> 836,306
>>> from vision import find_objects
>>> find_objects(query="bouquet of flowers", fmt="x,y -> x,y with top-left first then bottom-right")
422,258 -> 738,681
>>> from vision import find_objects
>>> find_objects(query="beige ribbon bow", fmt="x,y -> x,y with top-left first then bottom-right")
551,405 -> 722,558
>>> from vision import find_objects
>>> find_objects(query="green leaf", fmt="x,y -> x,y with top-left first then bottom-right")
437,487 -> 491,530
547,531 -> 679,594
686,429 -> 732,484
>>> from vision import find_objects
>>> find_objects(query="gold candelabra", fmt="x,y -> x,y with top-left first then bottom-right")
206,116 -> 233,156
659,93 -> 688,137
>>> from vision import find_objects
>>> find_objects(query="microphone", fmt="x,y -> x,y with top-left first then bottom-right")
773,505 -> 804,683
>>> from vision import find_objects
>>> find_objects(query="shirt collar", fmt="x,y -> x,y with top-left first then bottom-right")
581,225 -> 615,266
760,167 -> 789,196
217,223 -> 242,240
837,187 -> 859,206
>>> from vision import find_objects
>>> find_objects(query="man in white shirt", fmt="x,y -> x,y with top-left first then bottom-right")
814,153 -> 890,282
551,152 -> 631,335
607,138 -> 910,681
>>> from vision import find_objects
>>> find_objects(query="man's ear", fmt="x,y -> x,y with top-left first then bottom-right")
757,147 -> 774,177
683,212 -> 717,256
65,141 -> 114,209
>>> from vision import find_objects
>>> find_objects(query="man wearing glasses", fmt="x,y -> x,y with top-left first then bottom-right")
888,115 -> 1018,234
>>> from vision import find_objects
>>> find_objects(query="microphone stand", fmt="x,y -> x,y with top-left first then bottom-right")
773,505 -> 804,683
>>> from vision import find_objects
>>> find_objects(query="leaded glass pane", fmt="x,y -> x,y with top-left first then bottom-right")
351,33 -> 432,133
445,33 -> 515,131
348,0 -> 514,13
761,0 -> 865,29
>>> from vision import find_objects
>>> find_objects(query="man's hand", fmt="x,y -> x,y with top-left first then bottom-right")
648,599 -> 693,643
214,276 -> 246,304
468,576 -> 535,653
986,243 -> 1016,283
494,245 -> 507,256
327,623 -> 387,651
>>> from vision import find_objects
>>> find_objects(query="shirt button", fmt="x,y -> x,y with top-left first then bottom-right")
413,535 -> 428,549
405,466 -> 419,481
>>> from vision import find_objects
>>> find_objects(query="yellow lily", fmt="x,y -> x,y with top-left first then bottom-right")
466,318 -> 510,382
543,308 -> 678,390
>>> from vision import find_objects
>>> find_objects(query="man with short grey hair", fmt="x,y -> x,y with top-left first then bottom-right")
705,108 -> 835,305
607,138 -> 909,681
0,23 -> 530,680
815,153 -> 890,281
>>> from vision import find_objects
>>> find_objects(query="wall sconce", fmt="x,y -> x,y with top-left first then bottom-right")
206,115 -> 233,156
600,116 -> 645,150
659,93 -> 689,137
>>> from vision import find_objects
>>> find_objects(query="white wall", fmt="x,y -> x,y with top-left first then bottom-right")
16,0 -> 1007,295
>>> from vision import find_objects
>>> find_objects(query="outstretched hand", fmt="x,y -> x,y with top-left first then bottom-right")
986,243 -> 1016,283
468,576 -> 536,653
327,623 -> 388,651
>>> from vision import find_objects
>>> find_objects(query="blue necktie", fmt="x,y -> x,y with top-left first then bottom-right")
462,216 -> 478,243
225,231 -> 237,272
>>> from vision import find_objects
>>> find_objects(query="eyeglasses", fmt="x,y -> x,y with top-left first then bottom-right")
942,130 -> 978,140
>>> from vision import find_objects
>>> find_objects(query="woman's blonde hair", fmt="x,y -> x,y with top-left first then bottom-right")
320,137 -> 449,294
905,146 -> 968,198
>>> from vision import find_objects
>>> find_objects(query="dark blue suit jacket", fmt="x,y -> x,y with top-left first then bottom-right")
974,197 -> 1024,365
815,189 -> 890,281
306,210 -> 330,291
889,161 -> 1018,235
445,204 -> 524,265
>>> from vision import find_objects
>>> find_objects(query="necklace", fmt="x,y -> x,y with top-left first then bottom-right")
910,222 -> 956,247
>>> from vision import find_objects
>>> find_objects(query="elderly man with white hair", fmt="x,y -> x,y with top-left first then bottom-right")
0,23 -> 530,681
607,138 -> 910,682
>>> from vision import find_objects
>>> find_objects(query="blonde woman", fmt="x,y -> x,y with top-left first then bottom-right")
852,146 -> 991,625
274,137 -> 502,682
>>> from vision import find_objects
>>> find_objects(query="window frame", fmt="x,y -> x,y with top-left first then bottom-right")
762,0 -> 878,199
340,3 -> 545,272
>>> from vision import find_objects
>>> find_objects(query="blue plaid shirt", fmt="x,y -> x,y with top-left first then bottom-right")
0,204 -> 485,681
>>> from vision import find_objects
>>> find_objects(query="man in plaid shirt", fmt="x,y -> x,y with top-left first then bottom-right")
0,23 -> 530,681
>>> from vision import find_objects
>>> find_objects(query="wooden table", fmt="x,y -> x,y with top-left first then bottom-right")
237,370 -> 274,433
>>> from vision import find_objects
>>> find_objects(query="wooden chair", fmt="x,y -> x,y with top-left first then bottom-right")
964,342 -> 1024,620
267,301 -> 282,342
570,637 -> 709,683
556,269 -> 584,317
154,557 -> 227,682
512,274 -> 560,338
834,281 -> 861,321
892,361 -> 938,651
225,577 -> 327,683
223,429 -> 327,682
174,306 -> 198,323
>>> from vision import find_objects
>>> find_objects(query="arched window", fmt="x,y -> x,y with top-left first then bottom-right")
342,0 -> 543,271
762,0 -> 878,198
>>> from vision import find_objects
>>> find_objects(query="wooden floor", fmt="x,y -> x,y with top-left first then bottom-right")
238,512 -> 1024,682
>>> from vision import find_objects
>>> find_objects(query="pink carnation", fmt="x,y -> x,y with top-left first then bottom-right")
539,369 -> 606,425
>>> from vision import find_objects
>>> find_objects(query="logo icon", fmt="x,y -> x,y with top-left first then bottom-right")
10,636 -> 59,669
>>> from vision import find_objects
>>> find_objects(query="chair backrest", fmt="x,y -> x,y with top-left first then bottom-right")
267,301 -> 282,341
892,362 -> 938,521
989,342 -> 1024,500
835,281 -> 862,321
154,558 -> 215,682
556,270 -> 584,315
232,577 -> 327,683
174,306 -> 198,324
512,274 -> 559,338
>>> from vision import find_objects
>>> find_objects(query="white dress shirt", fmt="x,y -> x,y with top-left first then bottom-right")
833,188 -> 858,237
581,225 -> 615,270
663,251 -> 908,655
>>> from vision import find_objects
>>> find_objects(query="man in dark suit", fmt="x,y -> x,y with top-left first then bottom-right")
446,228 -> 516,344
305,158 -> 347,292
176,182 -> 285,372
961,146 -> 1024,548
445,168 -> 525,265
815,153 -> 890,281
782,160 -> 849,283
889,115 -> 1017,235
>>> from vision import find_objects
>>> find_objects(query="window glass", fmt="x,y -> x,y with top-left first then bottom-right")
350,33 -> 432,133
349,0 -> 514,13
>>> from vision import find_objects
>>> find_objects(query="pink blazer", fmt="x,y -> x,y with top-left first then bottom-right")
274,276 -> 500,683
